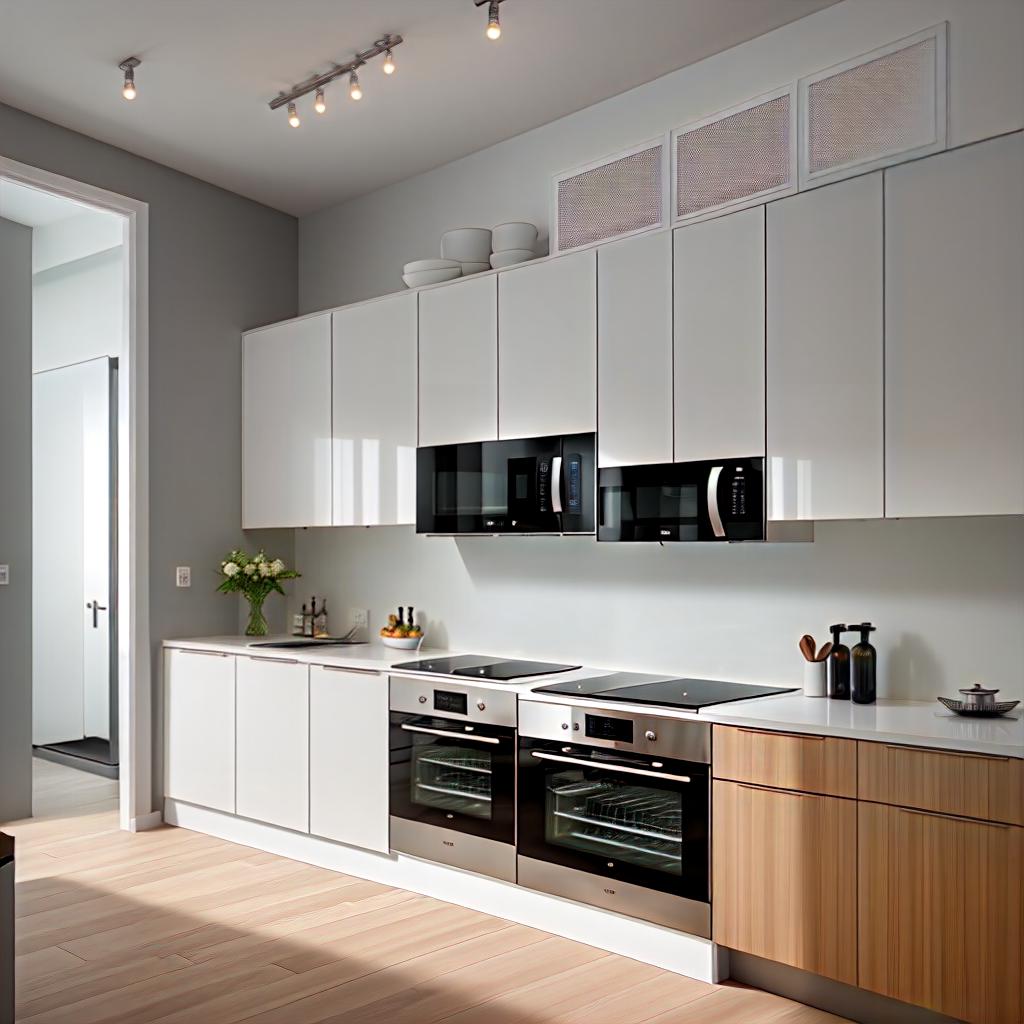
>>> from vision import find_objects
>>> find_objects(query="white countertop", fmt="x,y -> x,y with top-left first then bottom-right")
165,637 -> 1023,757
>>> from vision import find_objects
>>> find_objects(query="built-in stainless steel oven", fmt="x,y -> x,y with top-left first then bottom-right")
516,700 -> 711,936
389,675 -> 517,881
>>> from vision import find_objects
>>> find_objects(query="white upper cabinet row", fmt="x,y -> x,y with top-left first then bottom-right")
243,132 -> 1022,526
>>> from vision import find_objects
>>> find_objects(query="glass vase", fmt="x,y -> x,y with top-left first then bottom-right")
244,596 -> 269,637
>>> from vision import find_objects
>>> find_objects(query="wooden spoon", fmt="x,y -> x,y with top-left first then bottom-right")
799,634 -> 816,662
816,641 -> 833,662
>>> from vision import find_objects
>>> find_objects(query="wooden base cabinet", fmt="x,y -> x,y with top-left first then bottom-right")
712,780 -> 857,985
858,802 -> 1023,1024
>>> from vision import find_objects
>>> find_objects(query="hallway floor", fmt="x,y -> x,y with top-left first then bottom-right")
6,759 -> 849,1024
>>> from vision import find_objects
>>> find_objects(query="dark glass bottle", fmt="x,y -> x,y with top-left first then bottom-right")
827,623 -> 850,700
851,623 -> 877,705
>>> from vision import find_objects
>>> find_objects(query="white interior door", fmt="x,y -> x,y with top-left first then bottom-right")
32,357 -> 114,746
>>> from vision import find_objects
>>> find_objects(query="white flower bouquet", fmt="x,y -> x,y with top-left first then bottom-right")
217,549 -> 300,636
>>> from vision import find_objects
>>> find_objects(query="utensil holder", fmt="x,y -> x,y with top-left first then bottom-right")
803,660 -> 827,697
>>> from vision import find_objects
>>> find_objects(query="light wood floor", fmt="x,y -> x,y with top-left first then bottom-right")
4,758 -> 851,1024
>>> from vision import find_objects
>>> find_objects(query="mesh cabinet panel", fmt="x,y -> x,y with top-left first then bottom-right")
555,141 -> 664,252
674,91 -> 794,220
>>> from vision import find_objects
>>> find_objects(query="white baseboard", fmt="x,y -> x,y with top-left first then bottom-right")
164,798 -> 725,983
129,810 -> 163,832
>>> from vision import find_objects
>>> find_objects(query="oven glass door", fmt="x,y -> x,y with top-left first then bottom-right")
390,712 -> 516,844
518,738 -> 709,902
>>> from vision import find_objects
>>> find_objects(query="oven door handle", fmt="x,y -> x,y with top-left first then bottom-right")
531,750 -> 690,782
401,724 -> 501,745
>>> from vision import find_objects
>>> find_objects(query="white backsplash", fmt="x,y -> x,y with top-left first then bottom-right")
292,516 -> 1024,702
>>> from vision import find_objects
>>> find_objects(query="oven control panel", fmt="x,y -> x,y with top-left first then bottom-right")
390,674 -> 517,728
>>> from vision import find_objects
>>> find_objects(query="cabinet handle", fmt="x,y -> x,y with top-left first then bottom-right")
319,665 -> 381,676
882,744 -> 1009,762
735,727 -> 825,741
896,806 -> 1010,829
179,649 -> 229,658
733,782 -> 820,799
245,655 -> 299,665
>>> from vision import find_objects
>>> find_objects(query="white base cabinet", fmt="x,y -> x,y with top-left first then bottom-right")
236,657 -> 309,833
309,667 -> 389,853
163,649 -> 235,814
884,132 -> 1024,518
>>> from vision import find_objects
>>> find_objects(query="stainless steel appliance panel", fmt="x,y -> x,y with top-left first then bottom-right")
390,675 -> 518,728
391,817 -> 517,882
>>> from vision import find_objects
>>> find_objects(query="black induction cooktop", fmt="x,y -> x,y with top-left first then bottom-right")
390,655 -> 581,681
532,673 -> 795,710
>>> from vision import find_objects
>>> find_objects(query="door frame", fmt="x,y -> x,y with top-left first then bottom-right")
0,155 -> 153,832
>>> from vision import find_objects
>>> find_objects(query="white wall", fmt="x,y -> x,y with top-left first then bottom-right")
294,518 -> 1024,702
298,0 -> 1024,312
32,209 -> 122,274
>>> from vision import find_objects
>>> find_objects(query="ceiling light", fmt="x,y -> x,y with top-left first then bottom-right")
119,57 -> 140,100
486,1 -> 501,40
382,49 -> 396,75
349,71 -> 362,100
314,88 -> 326,114
287,102 -> 300,127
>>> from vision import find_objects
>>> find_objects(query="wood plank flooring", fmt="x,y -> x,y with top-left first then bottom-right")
4,758 -> 851,1024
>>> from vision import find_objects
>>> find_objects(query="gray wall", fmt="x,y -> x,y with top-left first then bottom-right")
298,0 -> 1024,312
0,217 -> 33,822
0,102 -> 298,808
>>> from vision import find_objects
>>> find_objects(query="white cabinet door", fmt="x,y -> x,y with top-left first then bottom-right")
419,275 -> 498,446
163,649 -> 235,813
332,294 -> 418,526
242,314 -> 332,528
766,172 -> 884,521
498,251 -> 596,439
597,232 -> 673,467
675,208 -> 766,462
236,657 -> 309,832
309,666 -> 389,853
885,133 -> 1024,517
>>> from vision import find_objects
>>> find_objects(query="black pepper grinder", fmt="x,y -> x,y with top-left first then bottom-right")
851,622 -> 877,705
827,624 -> 850,700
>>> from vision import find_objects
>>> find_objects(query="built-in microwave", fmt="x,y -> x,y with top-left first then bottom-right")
598,457 -> 764,542
417,433 -> 595,535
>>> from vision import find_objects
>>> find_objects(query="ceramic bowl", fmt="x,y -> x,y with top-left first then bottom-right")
381,635 -> 425,650
403,267 -> 462,289
490,249 -> 536,270
404,258 -> 460,274
441,227 -> 492,263
492,221 -> 538,252
459,261 -> 491,276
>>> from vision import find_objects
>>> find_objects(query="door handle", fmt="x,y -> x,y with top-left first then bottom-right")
531,750 -> 691,783
400,724 -> 500,745
86,600 -> 107,629
707,466 -> 725,538
551,457 -> 563,514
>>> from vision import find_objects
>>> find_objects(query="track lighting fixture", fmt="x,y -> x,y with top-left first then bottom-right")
269,34 -> 401,127
119,57 -> 140,100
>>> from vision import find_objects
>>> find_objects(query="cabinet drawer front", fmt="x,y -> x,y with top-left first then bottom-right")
713,780 -> 857,985
858,741 -> 1024,825
858,801 -> 1023,1023
713,725 -> 856,797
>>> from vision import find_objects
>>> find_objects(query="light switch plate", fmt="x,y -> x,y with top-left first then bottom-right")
0,564 -> 9,586
176,566 -> 191,588
349,607 -> 369,628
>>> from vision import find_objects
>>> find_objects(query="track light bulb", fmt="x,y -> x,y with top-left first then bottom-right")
486,1 -> 501,40
349,71 -> 362,100
119,58 -> 140,100
314,88 -> 326,114
287,102 -> 300,127
382,49 -> 396,75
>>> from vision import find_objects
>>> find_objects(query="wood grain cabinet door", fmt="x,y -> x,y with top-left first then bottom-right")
858,801 -> 1023,1024
712,780 -> 857,985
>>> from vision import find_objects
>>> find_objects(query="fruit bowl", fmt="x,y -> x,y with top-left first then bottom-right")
381,635 -> 425,650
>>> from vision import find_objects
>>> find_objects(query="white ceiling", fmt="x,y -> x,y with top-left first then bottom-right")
0,0 -> 837,217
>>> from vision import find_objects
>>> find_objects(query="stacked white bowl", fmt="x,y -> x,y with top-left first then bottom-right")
490,222 -> 538,269
402,259 -> 461,289
441,228 -> 492,277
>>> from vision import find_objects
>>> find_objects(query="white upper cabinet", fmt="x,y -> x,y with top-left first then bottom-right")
597,231 -> 673,467
674,208 -> 766,463
885,133 -> 1024,518
332,293 -> 418,526
766,172 -> 884,521
309,666 -> 389,854
498,251 -> 597,439
242,314 -> 332,529
419,275 -> 498,446
235,656 -> 309,833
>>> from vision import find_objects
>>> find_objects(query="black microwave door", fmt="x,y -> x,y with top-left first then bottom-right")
417,442 -> 512,533
556,434 -> 596,534
709,459 -> 764,541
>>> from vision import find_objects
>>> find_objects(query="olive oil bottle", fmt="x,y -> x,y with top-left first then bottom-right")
827,624 -> 850,700
851,622 -> 877,704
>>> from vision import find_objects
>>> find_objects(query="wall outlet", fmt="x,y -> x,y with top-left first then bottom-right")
349,608 -> 369,628
176,566 -> 191,588
0,564 -> 9,586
